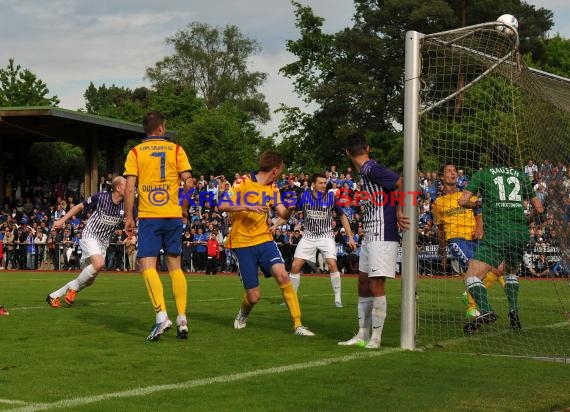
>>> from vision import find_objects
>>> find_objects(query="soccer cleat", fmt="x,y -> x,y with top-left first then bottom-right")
294,325 -> 315,336
64,289 -> 77,306
364,332 -> 382,349
338,335 -> 368,347
335,300 -> 343,308
0,306 -> 9,316
463,311 -> 498,333
46,295 -> 60,308
146,319 -> 172,342
176,320 -> 189,339
233,309 -> 248,329
509,310 -> 522,330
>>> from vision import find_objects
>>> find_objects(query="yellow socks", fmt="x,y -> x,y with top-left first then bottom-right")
142,268 -> 166,313
241,294 -> 254,316
169,268 -> 187,316
281,281 -> 302,329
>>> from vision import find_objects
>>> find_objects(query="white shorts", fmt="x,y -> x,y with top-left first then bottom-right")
293,236 -> 337,262
79,237 -> 108,265
358,239 -> 398,278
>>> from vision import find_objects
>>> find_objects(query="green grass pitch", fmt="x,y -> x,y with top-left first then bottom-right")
0,272 -> 569,412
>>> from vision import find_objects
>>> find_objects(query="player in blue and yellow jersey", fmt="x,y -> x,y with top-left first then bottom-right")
219,151 -> 315,336
432,163 -> 504,318
124,111 -> 194,341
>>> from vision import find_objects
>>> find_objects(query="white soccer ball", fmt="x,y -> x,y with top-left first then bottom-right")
496,14 -> 518,35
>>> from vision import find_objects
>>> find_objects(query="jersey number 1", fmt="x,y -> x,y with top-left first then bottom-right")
151,152 -> 166,181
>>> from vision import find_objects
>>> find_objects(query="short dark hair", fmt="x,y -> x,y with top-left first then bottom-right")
259,151 -> 283,172
312,172 -> 327,184
345,132 -> 368,157
143,111 -> 165,135
440,162 -> 456,174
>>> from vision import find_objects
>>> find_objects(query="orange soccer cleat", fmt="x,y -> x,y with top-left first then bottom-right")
45,295 -> 60,308
64,289 -> 77,306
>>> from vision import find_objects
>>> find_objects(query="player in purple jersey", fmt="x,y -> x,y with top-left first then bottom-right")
287,173 -> 356,307
338,133 -> 409,349
46,176 -> 126,308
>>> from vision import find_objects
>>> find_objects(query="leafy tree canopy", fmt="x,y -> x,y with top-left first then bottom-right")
278,0 -> 556,171
0,58 -> 59,106
146,22 -> 270,123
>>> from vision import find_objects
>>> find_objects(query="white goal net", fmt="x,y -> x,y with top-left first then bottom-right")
403,22 -> 570,360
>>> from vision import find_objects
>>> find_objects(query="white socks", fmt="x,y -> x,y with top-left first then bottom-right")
357,297 -> 373,339
356,296 -> 387,340
50,264 -> 98,298
330,271 -> 341,302
371,296 -> 387,338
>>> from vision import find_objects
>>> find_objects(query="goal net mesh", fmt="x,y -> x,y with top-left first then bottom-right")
415,23 -> 570,360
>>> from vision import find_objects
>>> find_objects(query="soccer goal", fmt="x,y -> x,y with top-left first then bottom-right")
402,21 -> 570,360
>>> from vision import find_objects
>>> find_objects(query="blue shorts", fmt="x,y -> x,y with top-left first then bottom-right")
137,218 -> 183,258
448,238 -> 480,272
232,241 -> 284,289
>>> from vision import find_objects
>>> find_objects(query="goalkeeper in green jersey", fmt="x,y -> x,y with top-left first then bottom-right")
458,143 -> 543,333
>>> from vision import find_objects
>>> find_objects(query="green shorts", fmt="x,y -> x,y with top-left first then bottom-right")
474,231 -> 527,268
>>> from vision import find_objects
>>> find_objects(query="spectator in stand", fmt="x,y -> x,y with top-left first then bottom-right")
25,226 -> 35,269
34,228 -> 47,269
15,224 -> 28,269
124,229 -> 137,272
530,254 -> 550,277
98,176 -> 106,193
181,228 -> 194,273
193,227 -> 208,272
524,159 -> 538,183
205,232 -> 220,275
60,228 -> 74,270
457,170 -> 468,191
3,226 -> 15,269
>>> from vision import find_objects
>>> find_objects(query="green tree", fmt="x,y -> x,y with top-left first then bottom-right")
83,82 -> 147,123
278,0 -> 554,170
178,104 -> 274,176
525,34 -> 570,78
146,22 -> 270,123
0,58 -> 59,106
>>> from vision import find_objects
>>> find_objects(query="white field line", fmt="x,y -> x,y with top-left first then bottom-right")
4,349 -> 403,412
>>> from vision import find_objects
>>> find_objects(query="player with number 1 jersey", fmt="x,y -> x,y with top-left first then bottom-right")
124,138 -> 191,218
124,111 -> 193,341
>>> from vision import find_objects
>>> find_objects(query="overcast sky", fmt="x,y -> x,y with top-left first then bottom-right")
0,0 -> 568,136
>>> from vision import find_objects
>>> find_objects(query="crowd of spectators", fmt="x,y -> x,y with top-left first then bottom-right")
1,158 -> 568,278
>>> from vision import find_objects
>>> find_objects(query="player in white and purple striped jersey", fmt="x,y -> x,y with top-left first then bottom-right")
46,176 -> 127,308
338,133 -> 410,349
288,172 -> 356,307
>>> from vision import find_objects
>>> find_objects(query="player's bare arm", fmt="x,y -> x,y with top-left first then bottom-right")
458,189 -> 479,209
124,175 -> 137,237
52,203 -> 85,231
395,177 -> 410,231
340,214 -> 356,250
274,203 -> 294,220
